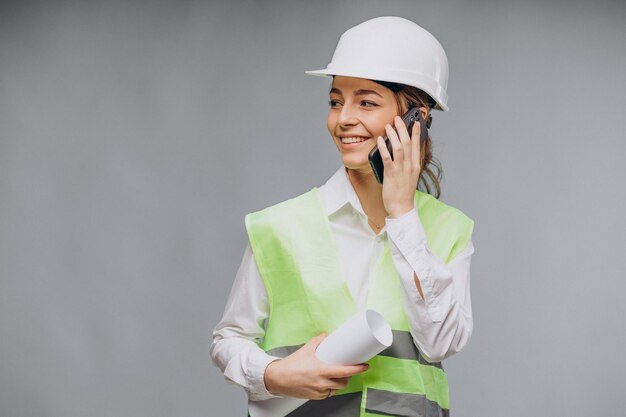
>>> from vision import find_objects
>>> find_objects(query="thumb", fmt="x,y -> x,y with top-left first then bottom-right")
304,333 -> 328,351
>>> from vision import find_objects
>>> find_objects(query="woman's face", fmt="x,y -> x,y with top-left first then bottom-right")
327,76 -> 400,172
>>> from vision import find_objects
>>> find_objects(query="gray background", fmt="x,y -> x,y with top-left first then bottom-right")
1,0 -> 625,416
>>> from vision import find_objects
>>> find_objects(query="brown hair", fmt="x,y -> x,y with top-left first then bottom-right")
383,82 -> 443,198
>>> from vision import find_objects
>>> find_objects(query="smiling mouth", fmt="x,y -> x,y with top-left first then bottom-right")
340,136 -> 370,144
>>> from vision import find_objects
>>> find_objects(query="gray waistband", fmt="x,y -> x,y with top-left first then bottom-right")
247,389 -> 448,417
365,388 -> 449,417
379,330 -> 443,369
286,391 -> 361,417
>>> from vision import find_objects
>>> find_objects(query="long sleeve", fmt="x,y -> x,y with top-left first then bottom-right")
385,207 -> 474,363
209,243 -> 283,401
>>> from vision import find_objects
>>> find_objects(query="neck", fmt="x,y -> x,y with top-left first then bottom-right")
346,166 -> 380,191
345,166 -> 386,216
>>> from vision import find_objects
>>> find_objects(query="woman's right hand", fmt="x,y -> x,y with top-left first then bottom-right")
263,333 -> 370,400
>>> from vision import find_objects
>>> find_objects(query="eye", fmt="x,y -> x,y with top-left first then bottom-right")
361,100 -> 379,108
328,99 -> 342,108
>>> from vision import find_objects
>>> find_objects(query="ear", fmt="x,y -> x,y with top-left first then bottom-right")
419,106 -> 433,128
419,106 -> 429,120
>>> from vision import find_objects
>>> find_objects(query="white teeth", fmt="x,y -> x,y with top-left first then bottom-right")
341,136 -> 369,144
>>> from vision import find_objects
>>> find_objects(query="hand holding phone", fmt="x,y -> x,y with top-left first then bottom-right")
367,106 -> 428,186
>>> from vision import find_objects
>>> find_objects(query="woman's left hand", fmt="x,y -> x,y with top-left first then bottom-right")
376,115 -> 422,218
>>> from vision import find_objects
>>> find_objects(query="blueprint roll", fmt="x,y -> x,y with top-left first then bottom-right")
248,309 -> 393,417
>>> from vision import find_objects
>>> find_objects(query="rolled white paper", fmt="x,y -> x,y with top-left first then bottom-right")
315,309 -> 393,364
248,309 -> 393,417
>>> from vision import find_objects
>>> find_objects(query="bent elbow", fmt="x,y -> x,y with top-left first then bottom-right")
418,343 -> 452,363
416,317 -> 474,363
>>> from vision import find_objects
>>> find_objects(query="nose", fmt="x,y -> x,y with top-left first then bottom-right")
338,104 -> 359,127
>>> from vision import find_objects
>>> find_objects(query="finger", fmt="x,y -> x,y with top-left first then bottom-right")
411,121 -> 422,172
393,116 -> 415,170
304,333 -> 327,351
377,136 -> 392,167
313,388 -> 332,401
320,377 -> 348,392
323,363 -> 370,378
385,123 -> 403,163
329,377 -> 350,389
393,116 -> 411,145
318,379 -> 346,392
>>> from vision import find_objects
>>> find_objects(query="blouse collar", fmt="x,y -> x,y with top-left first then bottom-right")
320,165 -> 367,217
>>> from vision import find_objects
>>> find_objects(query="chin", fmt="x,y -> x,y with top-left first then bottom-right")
341,155 -> 371,171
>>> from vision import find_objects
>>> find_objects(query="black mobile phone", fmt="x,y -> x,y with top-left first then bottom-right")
368,106 -> 428,185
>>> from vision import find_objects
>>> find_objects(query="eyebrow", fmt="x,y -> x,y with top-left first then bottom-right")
329,88 -> 384,98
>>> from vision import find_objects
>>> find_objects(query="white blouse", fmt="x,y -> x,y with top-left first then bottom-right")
210,165 -> 475,401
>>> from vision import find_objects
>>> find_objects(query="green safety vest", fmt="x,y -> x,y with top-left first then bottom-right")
245,187 -> 473,417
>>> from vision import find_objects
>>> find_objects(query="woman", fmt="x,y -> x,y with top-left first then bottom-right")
211,16 -> 474,417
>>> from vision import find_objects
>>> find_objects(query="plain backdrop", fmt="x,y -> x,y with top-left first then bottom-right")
1,0 -> 625,416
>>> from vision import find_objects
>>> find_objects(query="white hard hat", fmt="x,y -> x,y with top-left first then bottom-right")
306,16 -> 450,111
